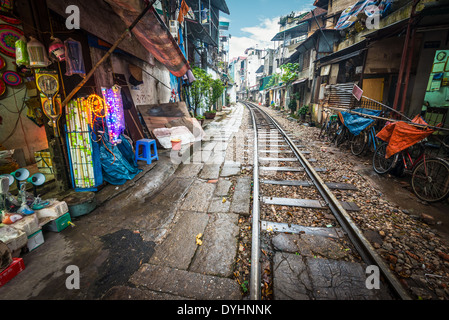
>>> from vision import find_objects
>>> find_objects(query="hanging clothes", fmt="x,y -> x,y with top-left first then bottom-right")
178,0 -> 190,24
169,73 -> 180,103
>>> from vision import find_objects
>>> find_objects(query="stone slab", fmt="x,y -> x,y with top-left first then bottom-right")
149,211 -> 209,270
145,177 -> 194,207
190,213 -> 239,277
130,263 -> 242,300
208,197 -> 231,213
199,164 -> 221,180
174,163 -> 204,178
273,252 -> 380,300
180,180 -> 216,212
214,179 -> 233,197
202,141 -> 218,151
220,162 -> 241,177
230,177 -> 252,215
103,285 -> 192,300
129,205 -> 178,242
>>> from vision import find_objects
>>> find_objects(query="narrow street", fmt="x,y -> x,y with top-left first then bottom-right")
0,0 -> 449,313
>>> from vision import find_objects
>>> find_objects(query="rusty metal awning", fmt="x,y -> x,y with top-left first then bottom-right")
292,78 -> 308,85
106,0 -> 190,77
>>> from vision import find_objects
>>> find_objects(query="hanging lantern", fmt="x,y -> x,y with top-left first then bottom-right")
48,37 -> 66,62
27,37 -> 50,68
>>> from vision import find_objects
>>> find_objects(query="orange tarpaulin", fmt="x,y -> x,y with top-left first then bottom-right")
377,116 -> 435,159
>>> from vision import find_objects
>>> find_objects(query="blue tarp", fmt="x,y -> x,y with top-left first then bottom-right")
99,132 -> 142,186
340,108 -> 382,136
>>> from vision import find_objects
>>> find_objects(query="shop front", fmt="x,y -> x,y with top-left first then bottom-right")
0,0 -> 194,279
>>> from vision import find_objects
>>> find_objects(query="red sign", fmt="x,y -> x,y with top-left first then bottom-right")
352,84 -> 364,101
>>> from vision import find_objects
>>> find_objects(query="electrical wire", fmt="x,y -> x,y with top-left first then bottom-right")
0,88 -> 28,145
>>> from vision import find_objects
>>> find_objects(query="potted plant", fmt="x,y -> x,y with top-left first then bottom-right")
298,105 -> 309,121
196,115 -> 206,126
288,93 -> 300,115
204,110 -> 217,119
204,79 -> 225,119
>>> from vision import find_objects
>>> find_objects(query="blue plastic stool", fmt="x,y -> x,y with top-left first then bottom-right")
136,139 -> 159,165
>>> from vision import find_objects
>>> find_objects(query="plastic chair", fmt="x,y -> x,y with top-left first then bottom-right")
136,139 -> 159,165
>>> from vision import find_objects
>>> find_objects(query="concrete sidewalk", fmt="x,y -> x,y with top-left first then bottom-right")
104,103 -> 251,300
0,104 -> 250,300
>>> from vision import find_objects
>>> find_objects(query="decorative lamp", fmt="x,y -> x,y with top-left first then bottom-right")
101,85 -> 125,145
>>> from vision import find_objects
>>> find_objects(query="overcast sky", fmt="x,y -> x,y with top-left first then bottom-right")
221,0 -> 315,59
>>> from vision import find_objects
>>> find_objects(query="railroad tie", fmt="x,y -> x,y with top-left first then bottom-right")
260,167 -> 328,173
263,197 -> 361,212
262,180 -> 358,191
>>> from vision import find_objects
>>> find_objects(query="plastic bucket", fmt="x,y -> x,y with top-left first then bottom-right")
171,139 -> 182,151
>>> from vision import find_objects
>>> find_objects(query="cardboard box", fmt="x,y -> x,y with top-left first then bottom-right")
27,230 -> 44,252
0,258 -> 25,288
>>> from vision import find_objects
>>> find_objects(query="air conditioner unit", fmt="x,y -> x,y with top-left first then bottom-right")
169,20 -> 179,40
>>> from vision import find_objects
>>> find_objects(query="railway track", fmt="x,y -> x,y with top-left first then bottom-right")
242,101 -> 412,301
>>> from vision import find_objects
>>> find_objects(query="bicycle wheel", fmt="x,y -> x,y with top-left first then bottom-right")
319,114 -> 330,140
351,131 -> 367,156
373,142 -> 398,174
335,126 -> 351,147
327,121 -> 339,142
411,158 -> 449,203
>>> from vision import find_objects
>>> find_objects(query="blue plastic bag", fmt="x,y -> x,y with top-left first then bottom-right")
99,133 -> 142,186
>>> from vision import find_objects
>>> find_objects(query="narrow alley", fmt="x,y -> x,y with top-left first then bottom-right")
0,0 -> 449,315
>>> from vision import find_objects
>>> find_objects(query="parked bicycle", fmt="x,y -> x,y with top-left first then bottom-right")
351,123 -> 382,156
319,110 -> 339,143
373,140 -> 449,203
333,120 -> 352,147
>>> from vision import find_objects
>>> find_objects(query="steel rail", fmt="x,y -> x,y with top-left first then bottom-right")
247,102 -> 261,301
244,101 -> 412,301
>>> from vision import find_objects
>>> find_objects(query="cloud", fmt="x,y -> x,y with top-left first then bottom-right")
229,17 -> 279,60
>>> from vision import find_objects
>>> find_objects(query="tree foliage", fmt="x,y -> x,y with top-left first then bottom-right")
190,67 -> 212,116
280,63 -> 300,84
210,79 -> 225,111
